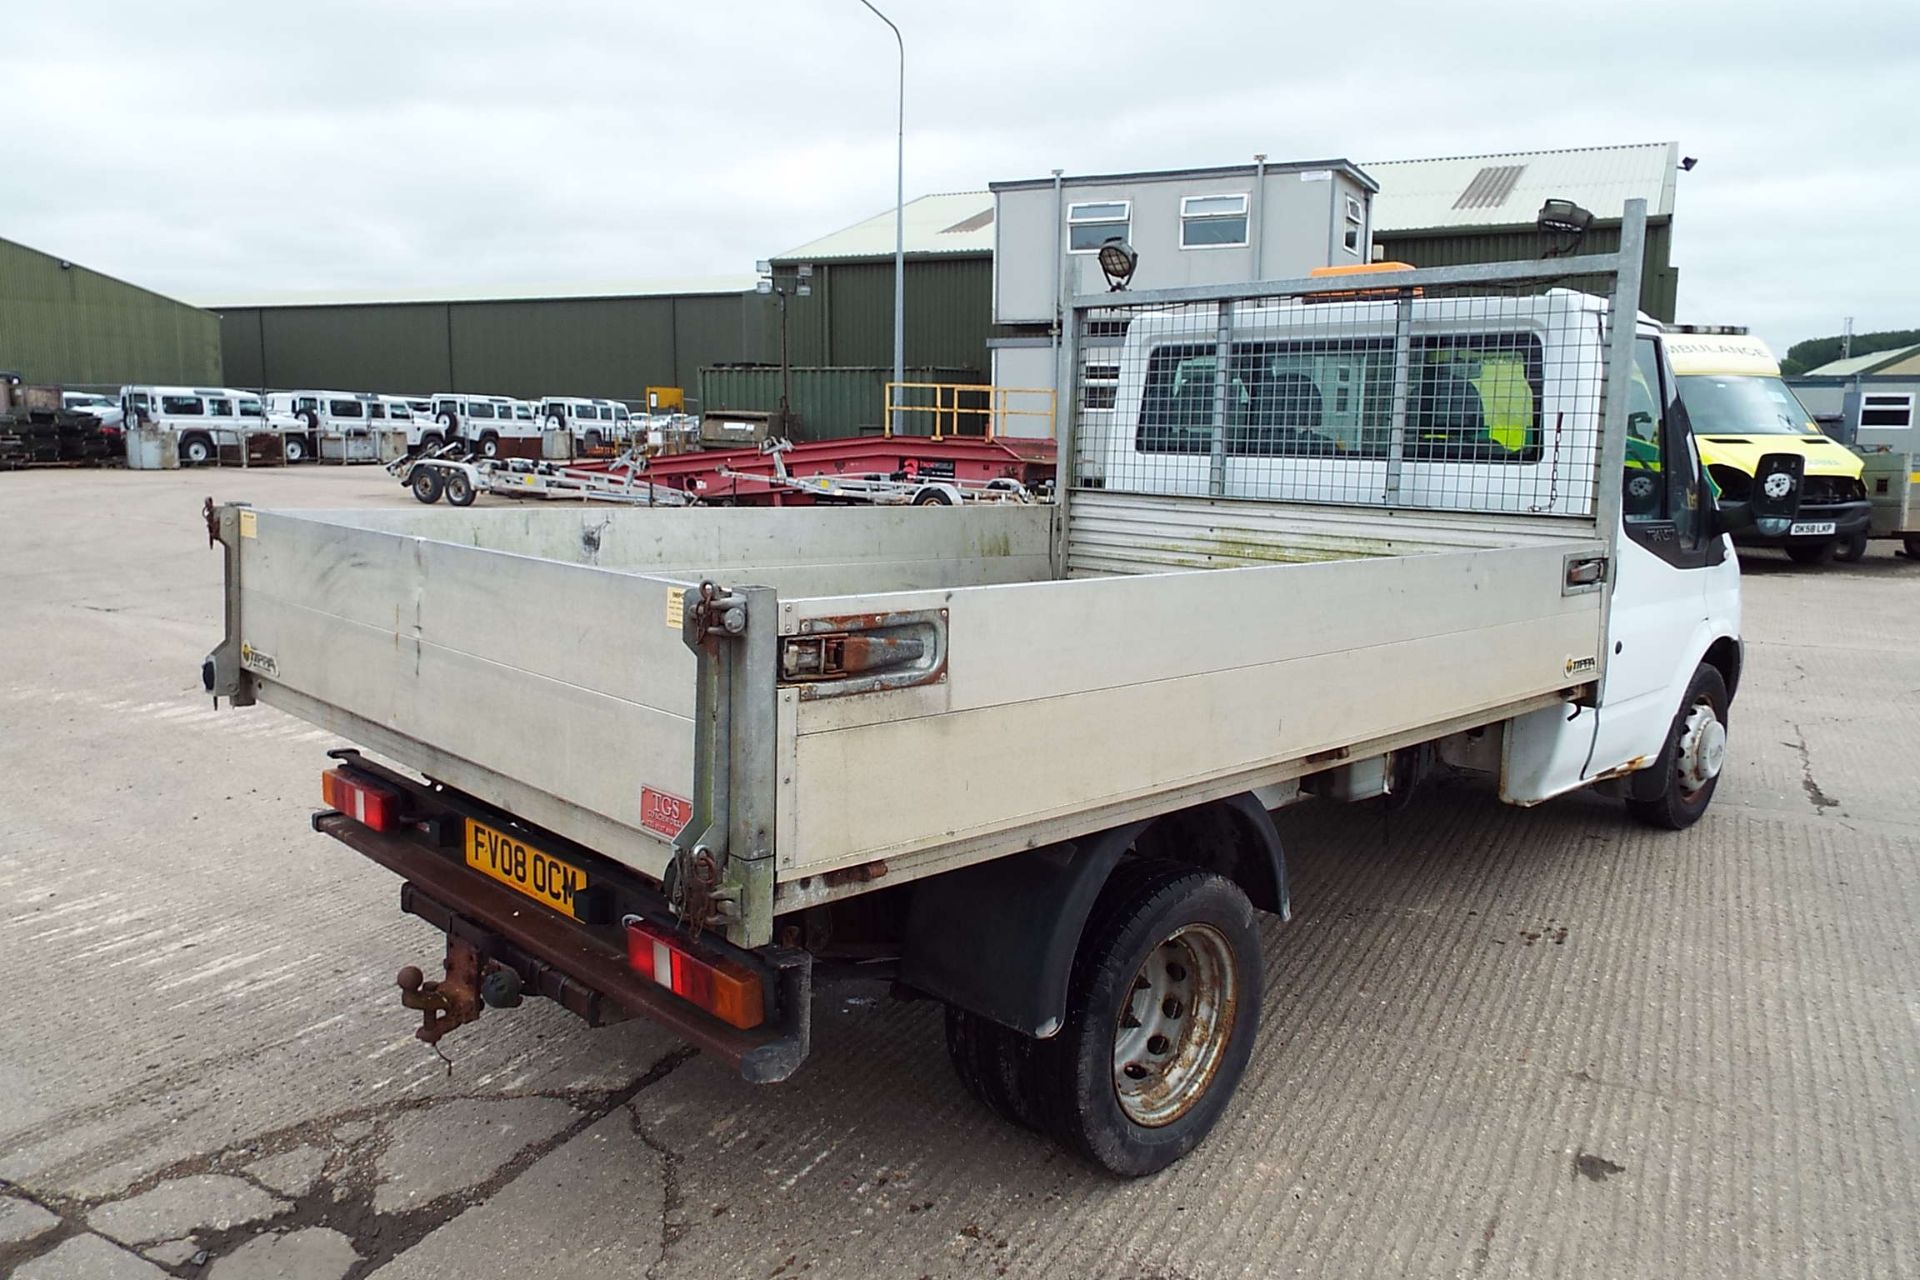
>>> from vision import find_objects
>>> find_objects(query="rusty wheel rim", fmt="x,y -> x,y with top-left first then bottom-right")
1112,922 -> 1237,1127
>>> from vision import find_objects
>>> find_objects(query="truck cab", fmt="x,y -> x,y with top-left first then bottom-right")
1664,328 -> 1870,564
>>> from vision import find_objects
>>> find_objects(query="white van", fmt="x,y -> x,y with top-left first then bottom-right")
428,394 -> 540,457
537,396 -> 634,449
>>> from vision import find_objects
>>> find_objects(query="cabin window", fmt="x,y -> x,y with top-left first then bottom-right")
1180,194 -> 1249,249
1861,393 -> 1914,430
1068,201 -> 1130,253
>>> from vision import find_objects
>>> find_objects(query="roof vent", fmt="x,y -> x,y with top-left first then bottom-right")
1452,165 -> 1526,211
940,208 -> 994,234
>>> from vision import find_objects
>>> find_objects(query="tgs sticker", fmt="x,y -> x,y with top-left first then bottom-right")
239,642 -> 279,678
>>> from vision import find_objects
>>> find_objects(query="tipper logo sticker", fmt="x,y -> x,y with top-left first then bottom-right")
239,642 -> 278,677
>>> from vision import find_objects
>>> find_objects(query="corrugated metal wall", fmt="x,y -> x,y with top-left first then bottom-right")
219,293 -> 751,399
761,256 -> 992,373
216,255 -> 992,407
699,365 -> 982,441
1374,219 -> 1678,321
0,237 -> 221,385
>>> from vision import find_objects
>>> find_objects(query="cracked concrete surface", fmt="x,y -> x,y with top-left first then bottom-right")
2,468 -> 1916,1278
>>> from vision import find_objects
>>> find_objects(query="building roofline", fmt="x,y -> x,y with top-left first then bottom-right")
1,234 -> 212,315
1361,141 -> 1675,168
206,281 -> 758,311
991,159 -> 1379,195
767,247 -> 994,266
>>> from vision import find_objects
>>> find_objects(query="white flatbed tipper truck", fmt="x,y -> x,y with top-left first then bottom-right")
203,205 -> 1807,1174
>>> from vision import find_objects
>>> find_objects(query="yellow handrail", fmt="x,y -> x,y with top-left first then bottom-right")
883,382 -> 1056,442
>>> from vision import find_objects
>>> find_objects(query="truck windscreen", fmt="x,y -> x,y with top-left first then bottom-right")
1675,375 -> 1816,436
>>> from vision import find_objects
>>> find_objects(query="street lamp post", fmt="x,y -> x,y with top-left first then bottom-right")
856,0 -> 904,432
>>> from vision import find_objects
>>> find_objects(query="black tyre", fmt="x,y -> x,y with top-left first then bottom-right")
1626,663 -> 1730,831
943,1006 -> 1043,1133
1905,535 -> 1920,560
283,434 -> 308,464
478,432 -> 500,459
585,429 -> 603,451
443,470 -> 476,506
410,467 -> 445,504
912,486 -> 956,506
1785,539 -> 1835,566
1833,532 -> 1869,563
179,433 -> 214,466
419,432 -> 444,453
1029,860 -> 1261,1177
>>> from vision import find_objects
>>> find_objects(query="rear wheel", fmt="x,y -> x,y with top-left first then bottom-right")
443,470 -> 476,506
1627,663 -> 1730,830
478,433 -> 501,459
943,1007 -> 1042,1133
1031,860 -> 1260,1177
418,431 -> 444,453
585,429 -> 603,451
410,467 -> 445,504
1905,535 -> 1920,560
179,433 -> 213,465
282,434 -> 308,464
1785,539 -> 1836,566
1833,532 -> 1869,563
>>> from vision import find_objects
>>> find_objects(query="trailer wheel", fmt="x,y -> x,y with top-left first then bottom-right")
912,486 -> 955,506
411,467 -> 446,504
1785,539 -> 1835,566
1833,532 -> 1868,563
1029,859 -> 1260,1177
1627,663 -> 1730,831
943,1007 -> 1043,1132
443,470 -> 476,507
179,433 -> 214,466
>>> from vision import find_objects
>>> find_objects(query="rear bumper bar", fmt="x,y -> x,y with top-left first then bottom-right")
313,805 -> 811,1084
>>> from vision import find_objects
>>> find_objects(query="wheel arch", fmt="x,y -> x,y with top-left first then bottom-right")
898,795 -> 1286,1038
1702,633 -> 1743,701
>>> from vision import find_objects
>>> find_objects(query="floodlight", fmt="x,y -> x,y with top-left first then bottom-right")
1097,238 -> 1138,292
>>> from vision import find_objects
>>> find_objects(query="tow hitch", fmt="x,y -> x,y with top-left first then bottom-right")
396,936 -> 524,1045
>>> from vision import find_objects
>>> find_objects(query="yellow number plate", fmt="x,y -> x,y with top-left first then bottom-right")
464,819 -> 590,920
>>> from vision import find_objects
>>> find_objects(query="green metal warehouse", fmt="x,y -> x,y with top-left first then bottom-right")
212,193 -> 996,410
1363,142 -> 1682,322
0,235 -> 221,387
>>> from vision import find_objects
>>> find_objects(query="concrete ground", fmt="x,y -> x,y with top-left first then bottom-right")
1,464 -> 1914,1279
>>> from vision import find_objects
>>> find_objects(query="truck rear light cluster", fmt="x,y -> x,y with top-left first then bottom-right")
624,915 -> 765,1029
321,768 -> 401,833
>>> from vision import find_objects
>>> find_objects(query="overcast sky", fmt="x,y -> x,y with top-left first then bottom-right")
10,1 -> 1913,354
